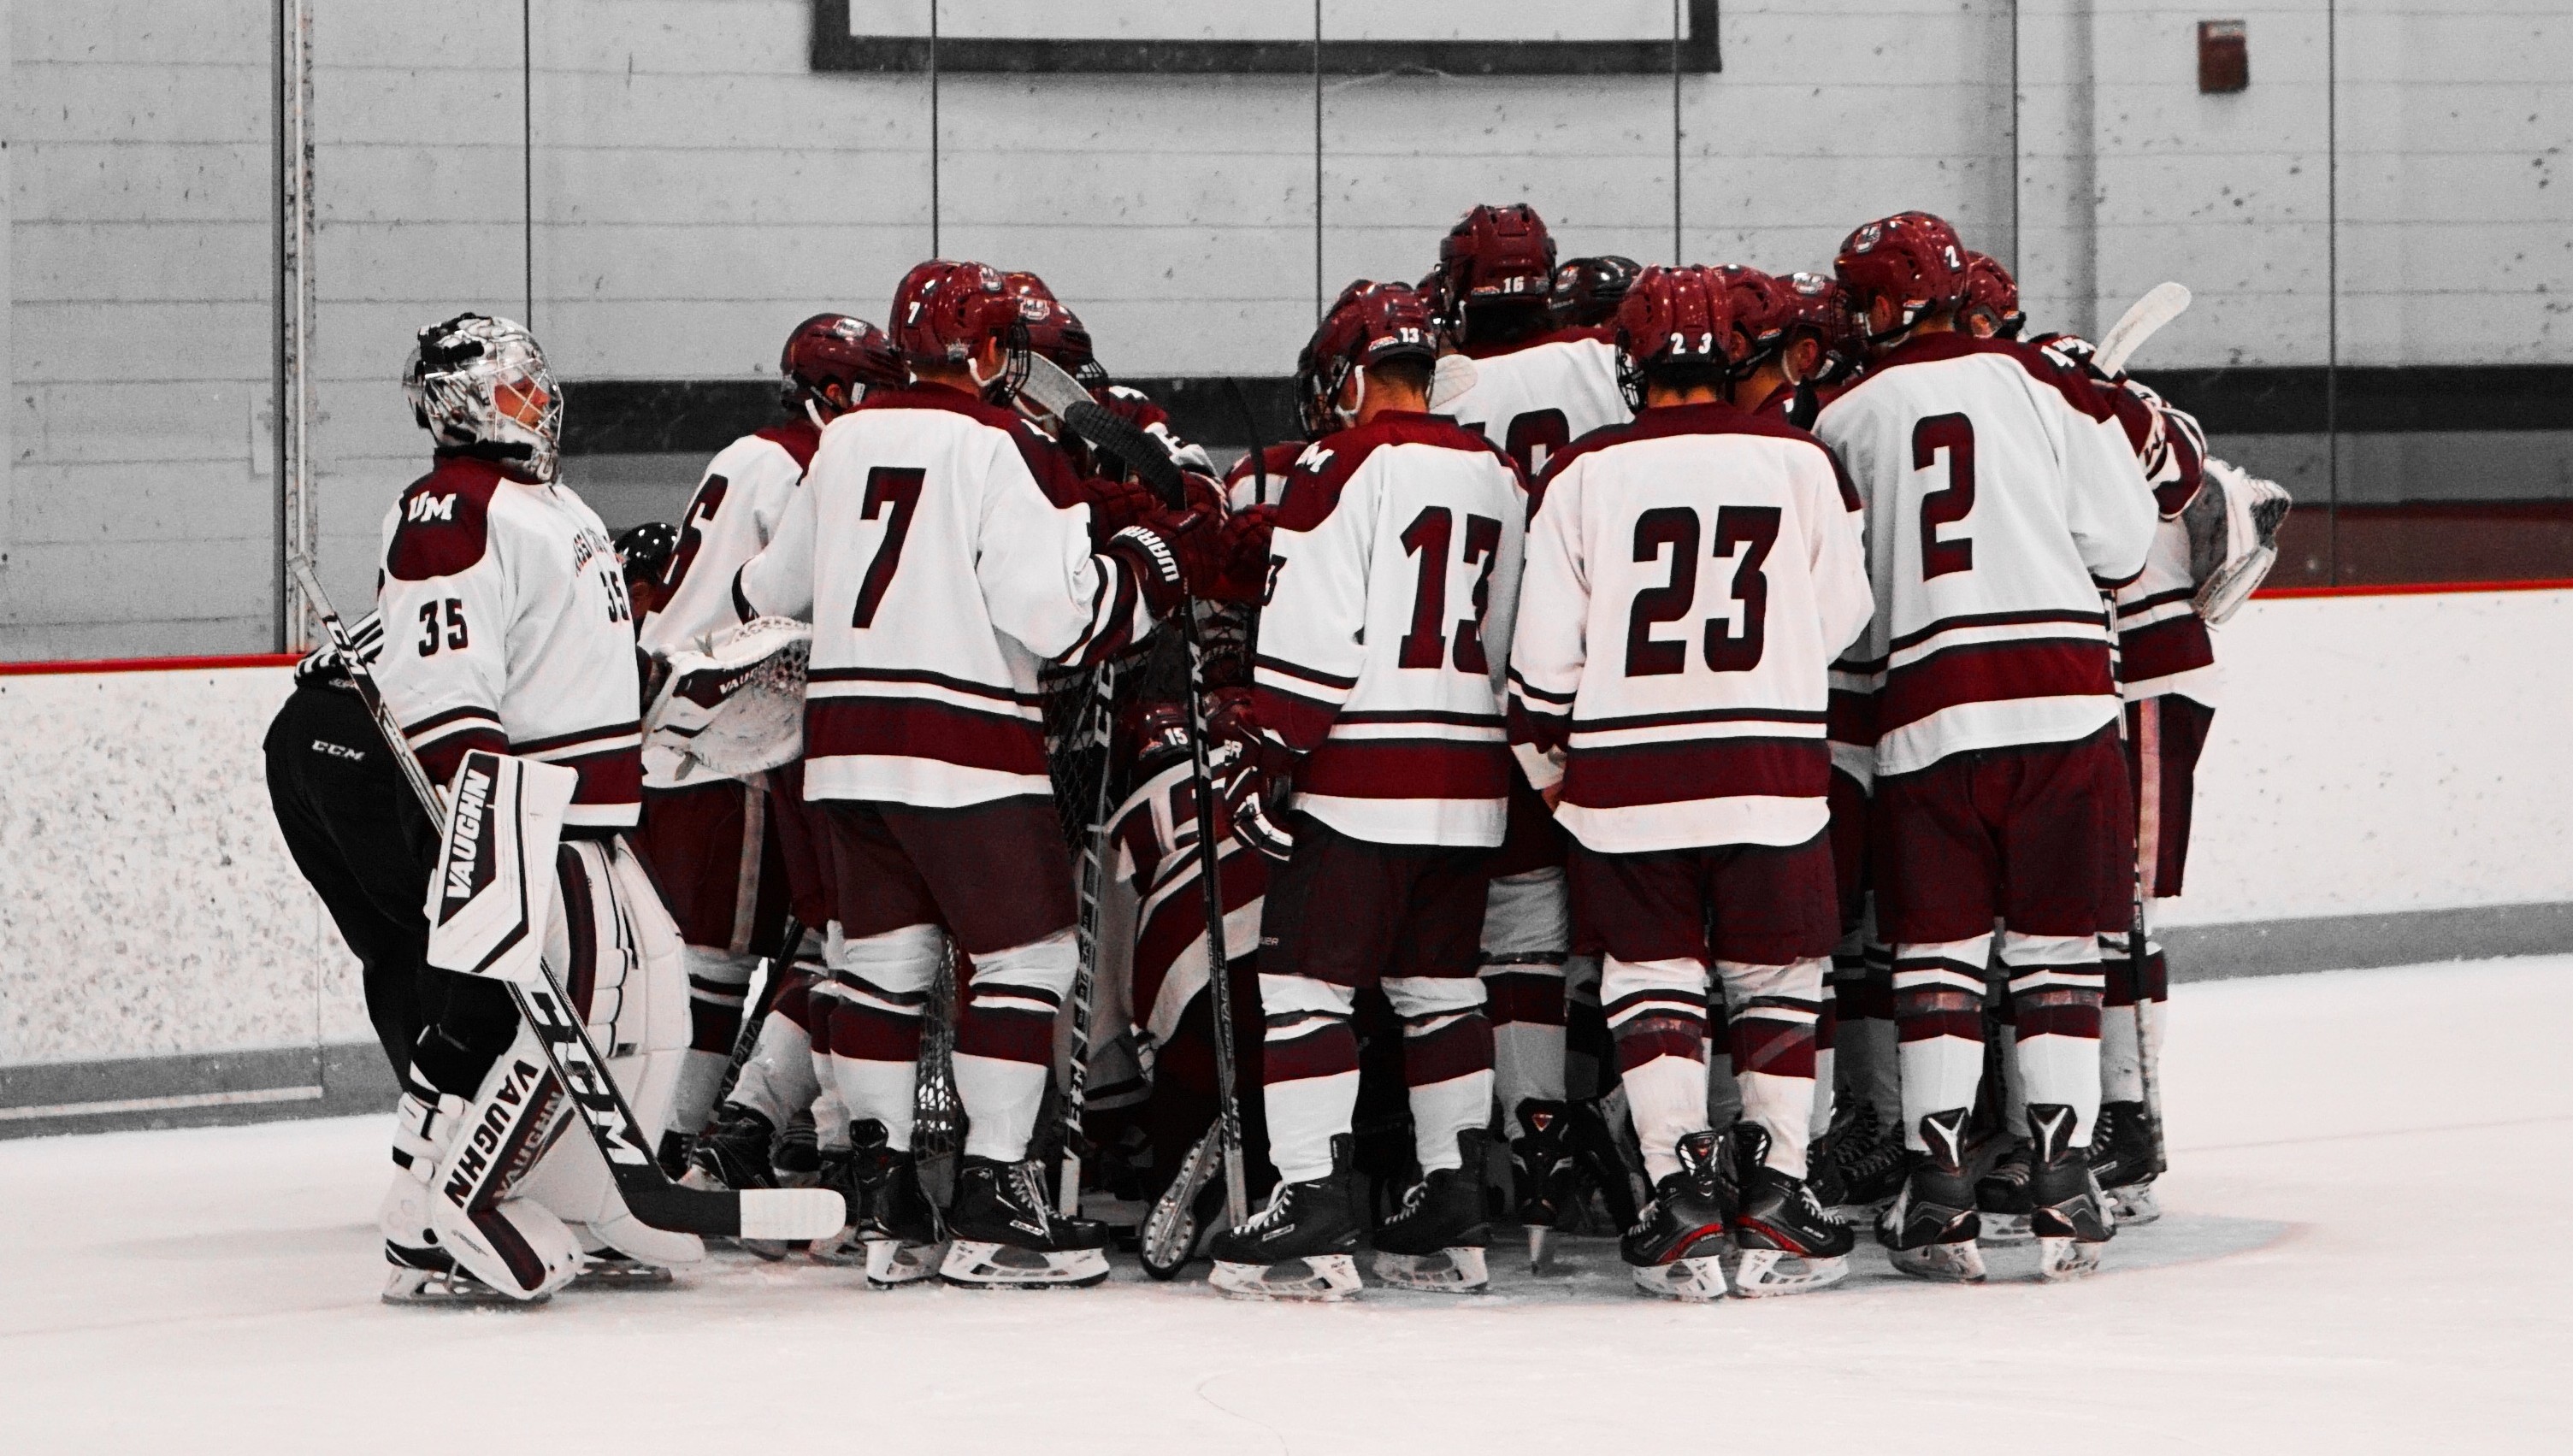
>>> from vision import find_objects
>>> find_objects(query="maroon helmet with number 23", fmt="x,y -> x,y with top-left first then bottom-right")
1609,264 -> 1746,410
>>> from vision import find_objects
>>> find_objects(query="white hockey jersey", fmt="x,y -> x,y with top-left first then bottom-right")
374,455 -> 644,829
732,386 -> 1158,810
1814,333 -> 2156,779
637,421 -> 819,788
1254,412 -> 1527,848
1508,404 -> 1873,854
1440,327 -> 1632,478
1109,756 -> 1266,1049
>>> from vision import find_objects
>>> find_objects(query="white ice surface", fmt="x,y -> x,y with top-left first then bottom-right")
5,958 -> 2570,1454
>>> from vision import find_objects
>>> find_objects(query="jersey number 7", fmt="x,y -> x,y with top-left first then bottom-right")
851,467 -> 926,628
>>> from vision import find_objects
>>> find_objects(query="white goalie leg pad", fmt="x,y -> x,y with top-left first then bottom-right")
1479,869 -> 1569,1137
418,1023 -> 584,1301
953,928 -> 1077,1164
511,840 -> 703,1270
822,923 -> 944,1151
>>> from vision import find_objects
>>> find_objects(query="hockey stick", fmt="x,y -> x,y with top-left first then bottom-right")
1018,355 -> 1252,1228
2094,281 -> 2191,375
1055,659 -> 1120,1216
2102,592 -> 2169,1178
705,913 -> 801,1123
287,554 -> 845,1242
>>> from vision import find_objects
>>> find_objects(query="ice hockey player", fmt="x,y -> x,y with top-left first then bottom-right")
1816,213 -> 2157,1282
1203,280 -> 1526,1300
1429,204 -> 1633,1259
264,608 -> 435,1081
731,259 -> 1214,1288
371,313 -> 697,1303
616,521 -> 679,622
1108,699 -> 1274,1268
634,314 -> 904,1176
1509,265 -> 1874,1300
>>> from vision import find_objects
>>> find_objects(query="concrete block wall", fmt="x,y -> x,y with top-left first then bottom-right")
9,0 -> 2572,660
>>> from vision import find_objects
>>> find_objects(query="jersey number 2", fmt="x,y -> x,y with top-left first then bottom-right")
1914,413 -> 1976,580
1399,506 -> 1504,672
851,467 -> 925,628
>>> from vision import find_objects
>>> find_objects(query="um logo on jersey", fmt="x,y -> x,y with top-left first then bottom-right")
407,492 -> 458,523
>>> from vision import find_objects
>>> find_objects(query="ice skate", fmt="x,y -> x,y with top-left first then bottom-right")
681,1104 -> 778,1193
1510,1099 -> 1579,1271
1974,1139 -> 2034,1244
939,1155 -> 1111,1289
1877,1109 -> 1986,1283
2089,1100 -> 2163,1225
1371,1132 -> 1492,1293
1207,1136 -> 1364,1301
818,1119 -> 946,1286
1622,1129 -> 1735,1303
1821,1103 -> 1908,1221
1138,1122 -> 1225,1282
1728,1123 -> 1853,1298
381,1248 -> 544,1308
572,1249 -> 676,1288
1566,1093 -> 1645,1233
2026,1103 -> 2114,1282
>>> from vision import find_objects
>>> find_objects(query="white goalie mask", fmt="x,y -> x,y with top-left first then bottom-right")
404,313 -> 563,485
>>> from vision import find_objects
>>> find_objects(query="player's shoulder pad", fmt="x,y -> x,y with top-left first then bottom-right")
1277,414 -> 1518,533
386,456 -> 508,581
751,418 -> 823,473
1864,332 -> 2122,426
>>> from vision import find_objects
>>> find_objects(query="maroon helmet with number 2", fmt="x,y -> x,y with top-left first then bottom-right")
1834,210 -> 1971,343
782,313 -> 905,423
1609,264 -> 1747,410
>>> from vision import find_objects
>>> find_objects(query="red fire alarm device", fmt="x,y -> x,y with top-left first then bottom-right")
2199,21 -> 2248,93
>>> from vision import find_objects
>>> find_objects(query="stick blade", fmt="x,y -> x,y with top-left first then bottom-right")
2094,281 -> 2192,374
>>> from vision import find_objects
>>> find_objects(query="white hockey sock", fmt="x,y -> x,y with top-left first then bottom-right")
954,929 -> 1077,1164
1894,935 -> 1992,1152
1720,958 -> 1826,1179
822,923 -> 943,1152
671,946 -> 762,1140
729,1009 -> 822,1129
2003,931 -> 2104,1147
1262,973 -> 1360,1185
1626,1053 -> 1711,1185
1410,1068 -> 1492,1174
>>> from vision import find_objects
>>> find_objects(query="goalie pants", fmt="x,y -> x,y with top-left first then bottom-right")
263,681 -> 439,1080
1257,816 -> 1492,1185
2099,693 -> 2207,1105
1872,731 -> 2128,1151
1567,833 -> 1838,1183
816,797 -> 1078,1164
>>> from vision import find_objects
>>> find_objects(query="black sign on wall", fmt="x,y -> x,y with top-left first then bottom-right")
811,1 -> 1722,75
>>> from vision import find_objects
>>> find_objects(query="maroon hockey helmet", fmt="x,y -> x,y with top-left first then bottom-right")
1778,271 -> 1865,384
1959,251 -> 2026,339
1550,255 -> 1643,327
1295,280 -> 1439,436
1611,264 -> 1748,408
1001,270 -> 1103,385
1834,211 -> 1971,341
781,313 -> 904,421
1439,203 -> 1558,309
1126,699 -> 1195,780
1712,264 -> 1798,359
890,259 -> 1029,399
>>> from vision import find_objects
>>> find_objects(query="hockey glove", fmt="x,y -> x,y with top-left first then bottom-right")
1102,509 -> 1215,617
1207,687 -> 1301,863
1083,474 -> 1160,544
1203,503 -> 1280,604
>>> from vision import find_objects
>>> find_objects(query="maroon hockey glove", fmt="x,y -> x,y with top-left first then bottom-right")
1201,503 -> 1279,604
1103,508 -> 1214,617
1083,474 -> 1159,542
1207,687 -> 1300,863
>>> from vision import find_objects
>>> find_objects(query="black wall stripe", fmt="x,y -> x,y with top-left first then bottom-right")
558,367 -> 2570,457
811,1 -> 1723,76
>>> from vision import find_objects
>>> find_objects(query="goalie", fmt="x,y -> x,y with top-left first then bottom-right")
370,314 -> 695,1304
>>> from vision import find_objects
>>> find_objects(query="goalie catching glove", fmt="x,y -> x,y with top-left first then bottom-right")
2186,457 -> 2293,626
643,616 -> 812,781
1207,687 -> 1300,862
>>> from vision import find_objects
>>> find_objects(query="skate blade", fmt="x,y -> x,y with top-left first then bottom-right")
1729,1249 -> 1850,1298
571,1259 -> 674,1288
2108,1183 -> 2163,1225
1629,1254 -> 1729,1303
1526,1224 -> 1552,1274
1888,1239 -> 1986,1283
1371,1245 -> 1490,1294
381,1267 -> 546,1307
2038,1235 -> 2104,1282
1209,1254 -> 1362,1302
1978,1211 -> 2034,1245
863,1237 -> 945,1288
937,1240 -> 1109,1289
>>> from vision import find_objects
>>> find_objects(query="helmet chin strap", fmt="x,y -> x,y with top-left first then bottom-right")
804,397 -> 832,429
1334,367 -> 1367,429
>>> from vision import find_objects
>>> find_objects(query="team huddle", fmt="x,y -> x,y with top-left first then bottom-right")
293,202 -> 2289,1307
